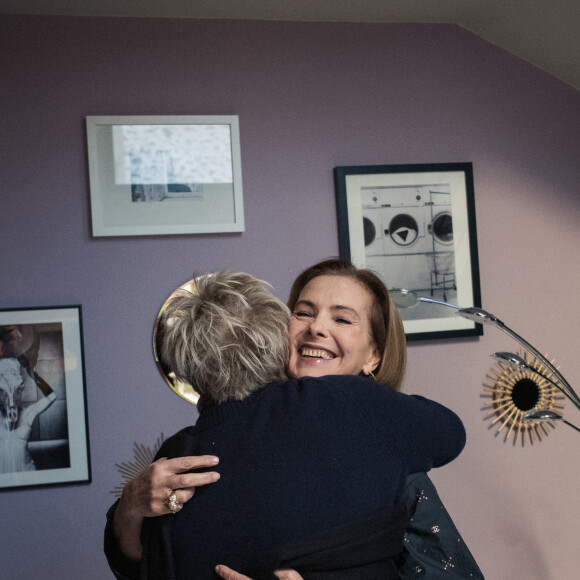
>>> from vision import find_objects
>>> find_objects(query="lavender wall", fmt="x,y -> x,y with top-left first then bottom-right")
1,15 -> 579,579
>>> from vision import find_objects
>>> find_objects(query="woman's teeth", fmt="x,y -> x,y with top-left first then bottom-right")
301,347 -> 333,360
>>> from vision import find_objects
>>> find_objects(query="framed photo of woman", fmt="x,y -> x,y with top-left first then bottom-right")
0,306 -> 90,490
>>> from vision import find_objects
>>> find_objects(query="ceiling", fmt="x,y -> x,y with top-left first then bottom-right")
2,0 -> 579,91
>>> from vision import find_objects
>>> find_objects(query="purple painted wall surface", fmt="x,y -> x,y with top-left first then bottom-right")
1,15 -> 579,579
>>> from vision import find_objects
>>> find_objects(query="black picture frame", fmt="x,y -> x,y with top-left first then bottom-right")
0,306 -> 91,490
334,163 -> 482,341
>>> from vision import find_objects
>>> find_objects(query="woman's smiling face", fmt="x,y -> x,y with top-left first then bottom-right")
287,275 -> 380,379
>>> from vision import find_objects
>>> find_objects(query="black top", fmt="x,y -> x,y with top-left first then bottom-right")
106,375 -> 467,579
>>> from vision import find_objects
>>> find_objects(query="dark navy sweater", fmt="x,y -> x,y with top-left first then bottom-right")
107,375 -> 466,579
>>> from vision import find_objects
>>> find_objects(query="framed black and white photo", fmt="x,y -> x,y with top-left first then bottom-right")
86,115 -> 244,236
334,163 -> 482,341
0,306 -> 90,490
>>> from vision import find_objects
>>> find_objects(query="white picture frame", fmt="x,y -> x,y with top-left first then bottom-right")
86,115 -> 245,237
0,306 -> 90,490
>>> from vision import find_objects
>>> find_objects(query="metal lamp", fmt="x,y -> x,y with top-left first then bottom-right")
390,289 -> 580,433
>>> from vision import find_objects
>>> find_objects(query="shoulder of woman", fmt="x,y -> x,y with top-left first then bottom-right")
301,374 -> 379,390
296,375 -> 403,409
153,427 -> 195,460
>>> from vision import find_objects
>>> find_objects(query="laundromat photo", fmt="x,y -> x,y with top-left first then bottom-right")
334,162 -> 482,341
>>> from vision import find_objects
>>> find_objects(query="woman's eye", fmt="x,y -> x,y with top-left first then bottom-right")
294,311 -> 312,318
336,317 -> 352,325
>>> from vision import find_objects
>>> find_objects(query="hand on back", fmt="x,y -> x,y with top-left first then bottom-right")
120,455 -> 220,517
215,565 -> 303,580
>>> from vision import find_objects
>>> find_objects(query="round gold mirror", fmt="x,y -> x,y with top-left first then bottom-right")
153,279 -> 200,405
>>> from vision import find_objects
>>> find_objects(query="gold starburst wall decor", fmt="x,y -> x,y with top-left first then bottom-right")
110,434 -> 166,497
483,351 -> 565,446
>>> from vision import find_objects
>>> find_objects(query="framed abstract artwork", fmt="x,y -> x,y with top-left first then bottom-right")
86,115 -> 244,236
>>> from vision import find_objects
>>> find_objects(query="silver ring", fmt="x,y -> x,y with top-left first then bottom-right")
165,491 -> 183,514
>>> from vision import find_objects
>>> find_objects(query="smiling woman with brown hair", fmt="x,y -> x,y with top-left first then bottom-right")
286,258 -> 406,388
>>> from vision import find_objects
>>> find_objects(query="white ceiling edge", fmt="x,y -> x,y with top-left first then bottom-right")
1,0 -> 579,91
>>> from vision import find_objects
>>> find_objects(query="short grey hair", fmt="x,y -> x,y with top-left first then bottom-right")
159,271 -> 290,405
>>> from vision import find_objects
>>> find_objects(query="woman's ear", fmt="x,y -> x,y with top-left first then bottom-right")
362,347 -> 381,377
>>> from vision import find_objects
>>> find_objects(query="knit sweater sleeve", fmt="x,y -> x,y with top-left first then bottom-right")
394,392 -> 466,471
320,375 -> 466,473
103,430 -> 190,580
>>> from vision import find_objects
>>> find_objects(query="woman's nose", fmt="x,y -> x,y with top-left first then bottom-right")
307,315 -> 328,336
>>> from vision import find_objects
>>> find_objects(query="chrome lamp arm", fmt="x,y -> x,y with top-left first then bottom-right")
390,290 -> 580,430
457,308 -> 580,409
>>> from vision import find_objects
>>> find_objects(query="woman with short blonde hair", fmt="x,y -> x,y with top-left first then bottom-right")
160,271 -> 290,405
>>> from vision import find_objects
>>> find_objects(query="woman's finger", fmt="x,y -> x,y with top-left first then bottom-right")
275,570 -> 304,580
214,566 -> 304,580
162,455 -> 220,473
214,565 -> 252,579
169,468 -> 221,493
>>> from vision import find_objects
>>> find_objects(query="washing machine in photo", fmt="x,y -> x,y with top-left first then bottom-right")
363,206 -> 430,256
424,185 -> 457,302
361,189 -> 384,256
429,212 -> 454,255
425,185 -> 454,251
381,206 -> 429,255
362,208 -> 385,256
362,186 -> 430,256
